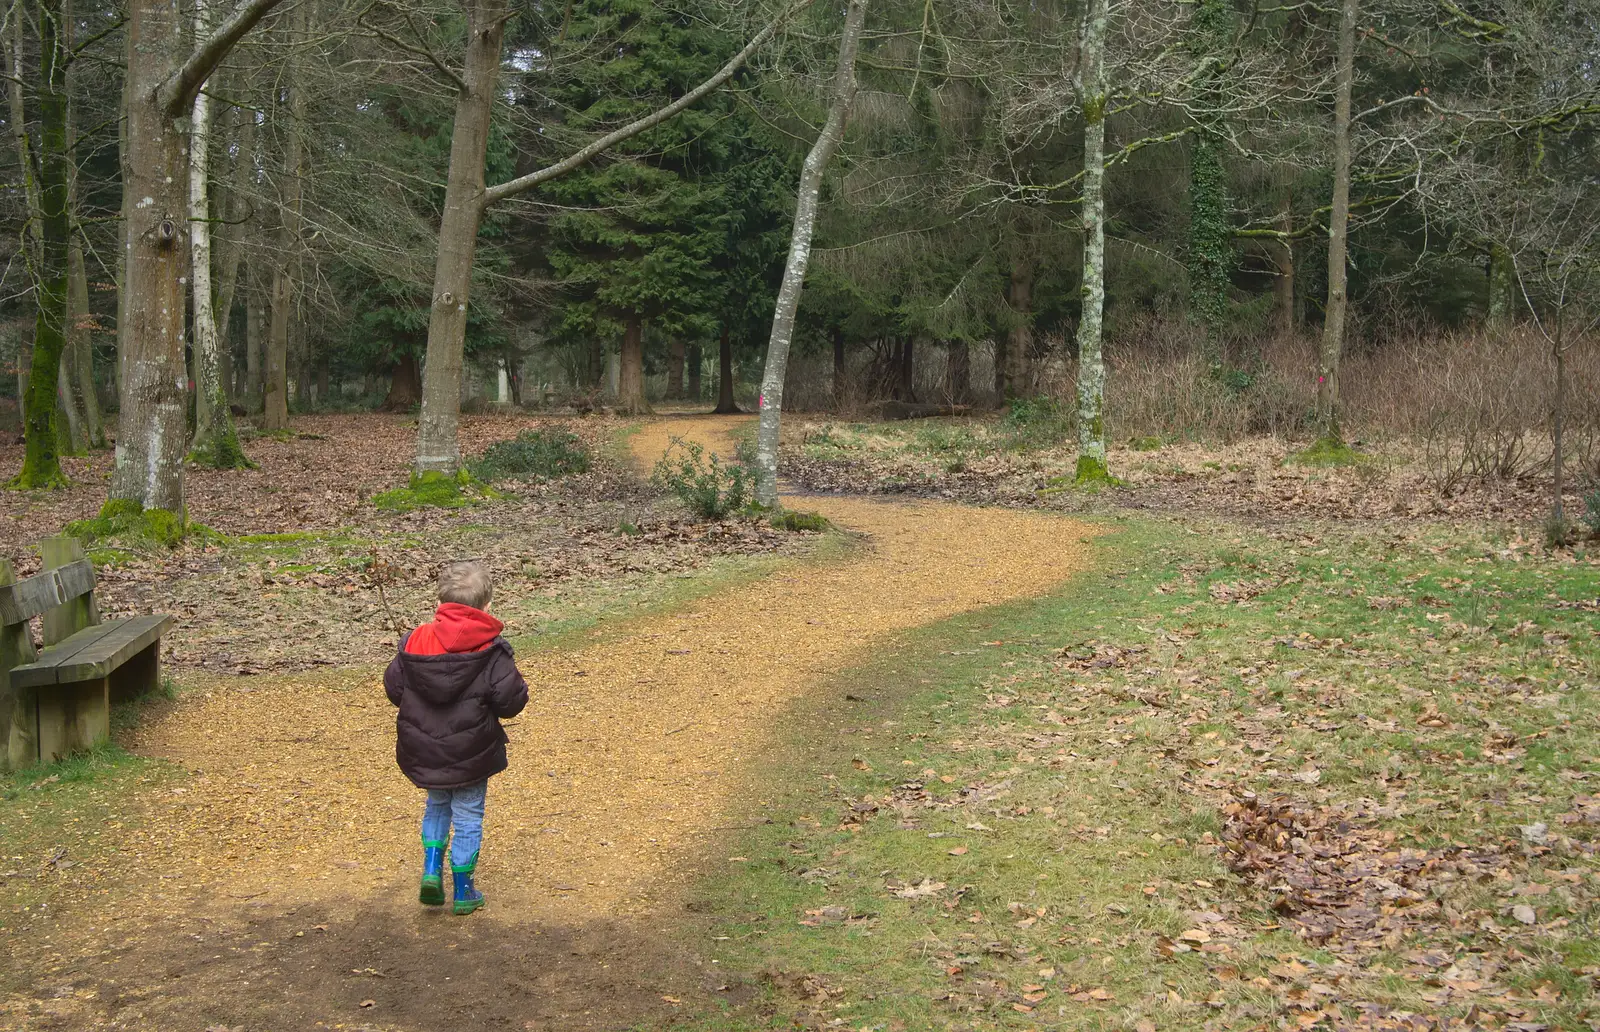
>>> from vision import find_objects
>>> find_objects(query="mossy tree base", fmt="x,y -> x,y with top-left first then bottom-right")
1073,454 -> 1122,489
770,510 -> 830,533
66,499 -> 209,549
188,425 -> 257,470
372,470 -> 500,512
9,467 -> 71,492
1291,435 -> 1362,467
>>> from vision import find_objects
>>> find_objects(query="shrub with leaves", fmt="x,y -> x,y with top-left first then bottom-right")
468,428 -> 591,482
1000,397 -> 1076,451
651,438 -> 750,519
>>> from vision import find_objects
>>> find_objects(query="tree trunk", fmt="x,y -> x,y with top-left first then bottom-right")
831,327 -> 845,406
112,0 -> 287,512
754,0 -> 868,505
1316,0 -> 1357,444
1552,309 -> 1566,527
67,239 -> 103,447
384,353 -> 422,410
189,0 -> 250,469
15,0 -> 71,488
245,267 -> 265,413
687,343 -> 703,402
992,330 -> 1007,404
1273,173 -> 1296,340
1487,243 -> 1514,330
899,335 -> 916,401
947,340 -> 970,403
1073,0 -> 1111,484
1006,254 -> 1032,396
212,101 -> 253,386
415,0 -> 510,473
264,4 -> 306,433
617,314 -> 651,415
714,324 -> 739,414
1188,133 -> 1228,371
668,338 -> 685,399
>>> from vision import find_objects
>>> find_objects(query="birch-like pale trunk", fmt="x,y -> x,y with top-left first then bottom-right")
1073,0 -> 1111,484
1316,0 -> 1356,444
112,0 -> 287,512
754,0 -> 868,506
415,1 -> 812,475
187,0 -> 248,468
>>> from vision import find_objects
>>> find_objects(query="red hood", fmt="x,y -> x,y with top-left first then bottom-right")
405,603 -> 503,655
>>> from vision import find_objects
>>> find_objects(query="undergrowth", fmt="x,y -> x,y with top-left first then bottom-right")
467,427 -> 590,482
651,438 -> 751,520
65,499 -> 215,550
371,470 -> 499,512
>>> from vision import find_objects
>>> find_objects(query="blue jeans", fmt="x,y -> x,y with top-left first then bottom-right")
421,781 -> 487,871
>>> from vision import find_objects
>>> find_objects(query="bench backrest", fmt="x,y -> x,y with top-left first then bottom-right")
0,537 -> 99,646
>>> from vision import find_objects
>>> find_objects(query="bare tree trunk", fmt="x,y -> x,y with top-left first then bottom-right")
212,102 -> 253,383
67,238 -> 102,447
947,340 -> 970,403
384,353 -> 423,410
1552,310 -> 1566,527
1316,0 -> 1357,445
668,338 -> 685,399
265,5 -> 306,433
189,0 -> 250,468
15,0 -> 71,488
899,336 -> 916,401
616,314 -> 651,415
687,342 -> 702,402
992,330 -> 1007,404
1007,254 -> 1033,396
245,267 -> 265,412
1487,243 -> 1514,330
831,327 -> 845,406
113,0 -> 287,511
414,0 -> 510,472
1273,170 -> 1296,340
714,324 -> 739,414
1072,0 -> 1111,484
754,0 -> 868,505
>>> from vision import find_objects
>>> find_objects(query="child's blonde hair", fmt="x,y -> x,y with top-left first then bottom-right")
438,561 -> 493,610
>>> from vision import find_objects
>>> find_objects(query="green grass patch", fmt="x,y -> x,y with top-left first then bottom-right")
1290,434 -> 1364,467
770,510 -> 830,533
667,516 -> 1599,1031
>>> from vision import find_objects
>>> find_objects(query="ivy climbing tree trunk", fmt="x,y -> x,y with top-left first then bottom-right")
188,0 -> 250,468
1188,133 -> 1229,370
1316,0 -> 1357,445
14,0 -> 71,489
112,0 -> 287,513
754,0 -> 867,506
1073,0 -> 1111,485
616,314 -> 651,415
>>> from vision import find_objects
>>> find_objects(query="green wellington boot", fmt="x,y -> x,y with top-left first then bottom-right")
419,840 -> 447,906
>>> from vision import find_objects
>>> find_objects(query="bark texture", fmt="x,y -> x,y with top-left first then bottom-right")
1006,254 -> 1033,396
754,0 -> 868,505
112,0 -> 286,511
414,0 -> 509,472
1316,0 -> 1357,444
265,4 -> 307,433
1073,0 -> 1111,484
616,314 -> 651,415
714,325 -> 739,414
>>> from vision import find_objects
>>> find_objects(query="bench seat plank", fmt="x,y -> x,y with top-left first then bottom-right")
11,615 -> 172,688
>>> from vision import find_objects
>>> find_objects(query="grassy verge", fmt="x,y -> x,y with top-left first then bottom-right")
674,516 -> 1599,1031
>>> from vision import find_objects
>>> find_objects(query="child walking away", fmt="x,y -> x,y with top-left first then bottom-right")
384,561 -> 528,915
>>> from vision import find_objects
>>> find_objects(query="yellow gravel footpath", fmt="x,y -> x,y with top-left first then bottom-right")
114,416 -> 1091,922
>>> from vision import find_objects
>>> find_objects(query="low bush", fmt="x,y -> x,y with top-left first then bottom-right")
651,439 -> 750,520
468,428 -> 590,482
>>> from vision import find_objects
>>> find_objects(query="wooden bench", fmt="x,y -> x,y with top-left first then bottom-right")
0,537 -> 173,770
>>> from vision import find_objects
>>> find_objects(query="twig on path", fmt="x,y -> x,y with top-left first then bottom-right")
229,891 -> 267,900
369,547 -> 403,637
665,724 -> 693,736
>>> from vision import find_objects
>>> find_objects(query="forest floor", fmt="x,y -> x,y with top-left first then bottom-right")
0,412 -> 1596,1032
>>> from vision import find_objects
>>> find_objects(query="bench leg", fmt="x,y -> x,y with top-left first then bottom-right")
37,677 -> 110,763
108,642 -> 162,706
3,683 -> 39,771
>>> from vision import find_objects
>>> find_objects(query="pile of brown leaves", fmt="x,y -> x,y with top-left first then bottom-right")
1222,793 -> 1507,952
